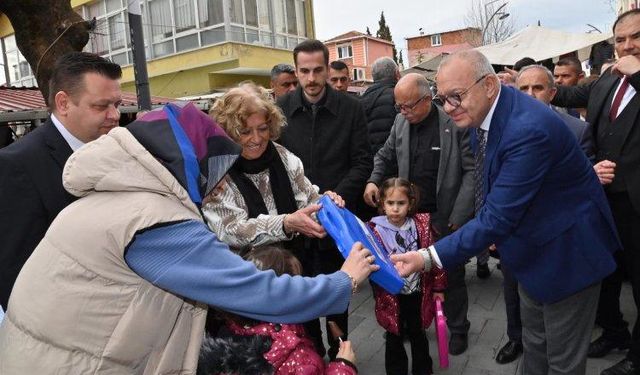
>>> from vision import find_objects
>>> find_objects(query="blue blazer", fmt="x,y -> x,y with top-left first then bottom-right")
435,85 -> 620,303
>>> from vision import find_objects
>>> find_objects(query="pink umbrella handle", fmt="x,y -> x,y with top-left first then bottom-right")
435,296 -> 449,368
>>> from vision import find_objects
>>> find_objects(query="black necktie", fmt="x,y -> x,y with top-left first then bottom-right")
474,128 -> 487,215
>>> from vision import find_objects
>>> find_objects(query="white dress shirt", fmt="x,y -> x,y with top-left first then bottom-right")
51,114 -> 85,152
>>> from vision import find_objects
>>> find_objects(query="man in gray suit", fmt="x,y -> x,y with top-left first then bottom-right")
363,73 -> 475,355
516,65 -> 595,160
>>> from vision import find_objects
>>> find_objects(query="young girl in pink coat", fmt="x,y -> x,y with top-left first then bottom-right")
368,178 -> 447,375
198,245 -> 358,375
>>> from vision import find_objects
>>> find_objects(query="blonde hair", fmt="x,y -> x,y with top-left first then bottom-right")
210,81 -> 285,141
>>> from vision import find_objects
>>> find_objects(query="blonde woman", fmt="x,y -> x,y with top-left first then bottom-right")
203,82 -> 343,250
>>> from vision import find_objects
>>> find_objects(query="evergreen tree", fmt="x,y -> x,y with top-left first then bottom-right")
366,26 -> 372,36
376,11 -> 398,64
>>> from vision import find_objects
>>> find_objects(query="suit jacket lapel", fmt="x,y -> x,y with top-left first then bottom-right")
436,106 -> 453,194
592,73 -> 620,139
611,92 -> 640,146
484,87 -> 510,196
43,119 -> 73,170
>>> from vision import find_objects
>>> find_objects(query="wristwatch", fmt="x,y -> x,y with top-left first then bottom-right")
417,248 -> 434,272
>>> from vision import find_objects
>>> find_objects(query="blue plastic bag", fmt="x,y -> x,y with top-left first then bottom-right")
317,195 -> 403,294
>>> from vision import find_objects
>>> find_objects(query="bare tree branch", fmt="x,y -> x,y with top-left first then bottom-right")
465,0 -> 515,45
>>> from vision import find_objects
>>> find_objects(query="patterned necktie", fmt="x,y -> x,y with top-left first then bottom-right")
474,128 -> 487,215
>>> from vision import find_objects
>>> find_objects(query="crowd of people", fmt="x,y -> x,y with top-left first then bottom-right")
0,8 -> 638,375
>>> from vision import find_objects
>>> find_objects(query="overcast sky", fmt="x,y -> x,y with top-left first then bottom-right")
313,0 -> 617,63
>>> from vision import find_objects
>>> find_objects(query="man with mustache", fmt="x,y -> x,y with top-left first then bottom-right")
277,39 -> 372,361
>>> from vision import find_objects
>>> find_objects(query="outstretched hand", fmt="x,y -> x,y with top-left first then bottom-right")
283,204 -> 326,238
390,251 -> 425,277
341,242 -> 380,286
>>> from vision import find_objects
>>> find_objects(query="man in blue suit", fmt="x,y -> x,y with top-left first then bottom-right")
392,50 -> 621,374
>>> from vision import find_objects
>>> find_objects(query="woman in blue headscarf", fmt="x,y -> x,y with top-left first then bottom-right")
0,102 -> 378,375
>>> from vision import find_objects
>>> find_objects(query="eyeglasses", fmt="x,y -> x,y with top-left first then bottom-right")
435,74 -> 489,109
394,93 -> 430,112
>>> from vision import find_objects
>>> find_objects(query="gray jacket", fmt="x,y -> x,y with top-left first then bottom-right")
368,105 -> 475,233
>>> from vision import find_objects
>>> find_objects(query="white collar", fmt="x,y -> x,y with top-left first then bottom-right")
478,85 -> 502,133
51,114 -> 85,151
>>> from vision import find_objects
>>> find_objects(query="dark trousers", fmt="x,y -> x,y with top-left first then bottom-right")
444,265 -> 470,335
596,192 -> 640,363
300,240 -> 348,359
385,292 -> 433,375
501,263 -> 522,342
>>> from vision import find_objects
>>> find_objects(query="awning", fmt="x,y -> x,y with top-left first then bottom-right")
475,25 -> 613,66
0,86 -> 173,122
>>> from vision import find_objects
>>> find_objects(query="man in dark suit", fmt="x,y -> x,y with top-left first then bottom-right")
551,9 -> 640,375
0,52 -> 122,309
277,39 -> 372,360
363,72 -> 475,355
392,50 -> 620,374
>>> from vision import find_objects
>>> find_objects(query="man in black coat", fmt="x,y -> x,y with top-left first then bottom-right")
0,52 -> 122,309
551,9 -> 640,375
277,39 -> 372,360
360,56 -> 399,155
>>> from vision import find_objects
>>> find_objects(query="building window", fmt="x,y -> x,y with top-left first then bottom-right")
198,0 -> 224,27
2,35 -> 35,87
174,0 -> 197,33
337,44 -> 353,59
431,34 -> 442,46
353,67 -> 365,81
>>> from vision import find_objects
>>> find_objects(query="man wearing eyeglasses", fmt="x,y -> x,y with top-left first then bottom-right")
392,50 -> 620,375
328,60 -> 351,92
364,72 -> 475,355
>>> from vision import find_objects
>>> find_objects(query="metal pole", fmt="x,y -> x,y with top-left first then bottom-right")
482,2 -> 508,45
1,39 -> 11,85
127,0 -> 152,110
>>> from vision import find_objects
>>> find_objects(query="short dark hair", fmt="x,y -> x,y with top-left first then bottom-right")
293,39 -> 329,67
270,63 -> 295,80
613,9 -> 640,33
556,56 -> 583,73
48,52 -> 122,110
513,57 -> 537,71
329,60 -> 348,71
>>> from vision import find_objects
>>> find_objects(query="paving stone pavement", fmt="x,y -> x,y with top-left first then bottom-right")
321,258 -> 634,375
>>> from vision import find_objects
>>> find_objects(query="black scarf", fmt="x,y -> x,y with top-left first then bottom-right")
228,141 -> 297,219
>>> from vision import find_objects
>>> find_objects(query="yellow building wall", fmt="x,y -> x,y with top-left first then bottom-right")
0,14 -> 12,38
120,42 -> 294,97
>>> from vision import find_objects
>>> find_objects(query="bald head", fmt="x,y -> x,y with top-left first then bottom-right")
394,73 -> 433,124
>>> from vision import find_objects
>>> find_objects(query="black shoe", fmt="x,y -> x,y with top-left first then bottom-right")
601,359 -> 638,375
588,334 -> 631,358
449,333 -> 468,355
495,340 -> 522,364
477,263 -> 490,279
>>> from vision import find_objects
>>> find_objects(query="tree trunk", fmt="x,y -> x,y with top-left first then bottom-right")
0,0 -> 91,106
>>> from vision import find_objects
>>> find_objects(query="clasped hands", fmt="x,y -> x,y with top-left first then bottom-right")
282,191 -> 344,238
